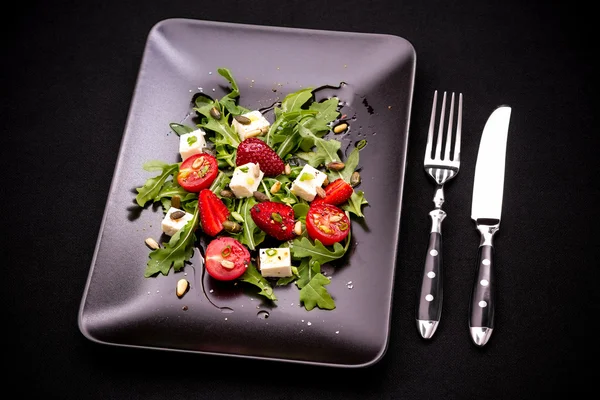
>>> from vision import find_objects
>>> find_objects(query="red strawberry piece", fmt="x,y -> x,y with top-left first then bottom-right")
235,138 -> 285,177
250,201 -> 296,241
312,178 -> 354,206
198,189 -> 230,237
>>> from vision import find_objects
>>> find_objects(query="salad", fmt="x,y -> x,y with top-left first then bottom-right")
134,68 -> 368,311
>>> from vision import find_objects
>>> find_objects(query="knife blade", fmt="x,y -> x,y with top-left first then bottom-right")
469,105 -> 511,347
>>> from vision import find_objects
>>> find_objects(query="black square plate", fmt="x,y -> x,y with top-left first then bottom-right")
78,18 -> 416,368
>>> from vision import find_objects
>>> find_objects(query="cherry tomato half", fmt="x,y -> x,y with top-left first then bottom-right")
305,203 -> 350,246
177,153 -> 218,192
205,237 -> 250,281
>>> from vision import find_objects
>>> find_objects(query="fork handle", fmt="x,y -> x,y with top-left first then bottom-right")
416,209 -> 445,339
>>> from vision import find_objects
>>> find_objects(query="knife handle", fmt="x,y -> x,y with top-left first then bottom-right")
469,225 -> 497,347
416,209 -> 445,339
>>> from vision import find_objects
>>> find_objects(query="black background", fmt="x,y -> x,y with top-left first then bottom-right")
4,0 -> 597,398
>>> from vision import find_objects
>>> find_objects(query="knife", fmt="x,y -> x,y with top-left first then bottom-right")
469,105 -> 511,347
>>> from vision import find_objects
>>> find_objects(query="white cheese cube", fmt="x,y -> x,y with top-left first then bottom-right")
179,129 -> 207,161
290,164 -> 327,201
161,207 -> 194,236
231,110 -> 270,141
229,162 -> 264,198
259,248 -> 293,277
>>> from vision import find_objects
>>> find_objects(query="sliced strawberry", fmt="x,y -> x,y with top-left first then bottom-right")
250,201 -> 296,241
312,178 -> 354,206
198,189 -> 230,237
235,138 -> 285,177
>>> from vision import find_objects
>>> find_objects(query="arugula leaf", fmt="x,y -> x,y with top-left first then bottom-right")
217,68 -> 250,115
295,135 -> 342,170
343,190 -> 368,218
299,273 -> 335,311
144,206 -> 198,277
135,161 -> 179,207
289,236 -> 347,265
194,101 -> 241,148
280,88 -> 313,112
239,262 -> 277,301
169,123 -> 196,136
302,98 -> 340,134
238,197 -> 265,250
340,147 -> 360,182
295,258 -> 320,289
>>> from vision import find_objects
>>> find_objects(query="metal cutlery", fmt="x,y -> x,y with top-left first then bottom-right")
416,90 -> 463,339
469,105 -> 512,346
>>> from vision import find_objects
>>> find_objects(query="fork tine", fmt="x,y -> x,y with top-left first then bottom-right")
425,90 -> 438,161
434,92 -> 447,160
454,93 -> 463,162
444,93 -> 455,161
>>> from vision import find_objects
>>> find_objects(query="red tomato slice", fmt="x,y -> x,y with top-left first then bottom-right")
205,237 -> 250,281
305,203 -> 350,246
177,153 -> 218,192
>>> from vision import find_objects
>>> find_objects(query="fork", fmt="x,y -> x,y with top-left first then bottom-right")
416,90 -> 463,339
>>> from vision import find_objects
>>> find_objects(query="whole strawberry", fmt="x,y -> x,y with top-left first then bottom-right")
235,138 -> 285,177
250,201 -> 296,241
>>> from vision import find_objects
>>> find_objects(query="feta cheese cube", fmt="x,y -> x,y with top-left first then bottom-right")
232,110 -> 270,141
229,162 -> 264,198
179,129 -> 207,161
290,164 -> 327,201
161,207 -> 194,236
259,248 -> 293,277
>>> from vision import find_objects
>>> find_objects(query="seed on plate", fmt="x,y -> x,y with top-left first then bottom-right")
350,171 -> 361,187
223,220 -> 242,233
270,181 -> 282,194
170,210 -> 186,220
253,191 -> 270,202
176,278 -> 189,297
316,186 -> 326,198
220,189 -> 235,198
294,221 -> 302,235
284,164 -> 292,175
209,106 -> 221,120
171,195 -> 181,209
145,237 -> 160,250
221,260 -> 235,270
234,115 -> 252,125
333,122 -> 348,134
326,161 -> 345,171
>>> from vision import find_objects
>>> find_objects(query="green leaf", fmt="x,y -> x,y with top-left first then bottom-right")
169,123 -> 196,136
195,101 -> 241,148
295,258 -> 320,289
238,197 -> 265,251
280,88 -> 313,112
217,68 -> 250,115
289,236 -> 346,265
302,98 -> 340,133
135,161 -> 179,207
144,206 -> 198,277
340,147 -> 360,182
239,263 -> 277,301
343,190 -> 368,218
299,273 -> 335,310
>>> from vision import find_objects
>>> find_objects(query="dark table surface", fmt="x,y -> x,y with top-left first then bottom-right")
5,0 -> 597,398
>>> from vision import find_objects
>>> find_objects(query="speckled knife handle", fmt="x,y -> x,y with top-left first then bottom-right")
416,209 -> 445,339
469,222 -> 498,347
